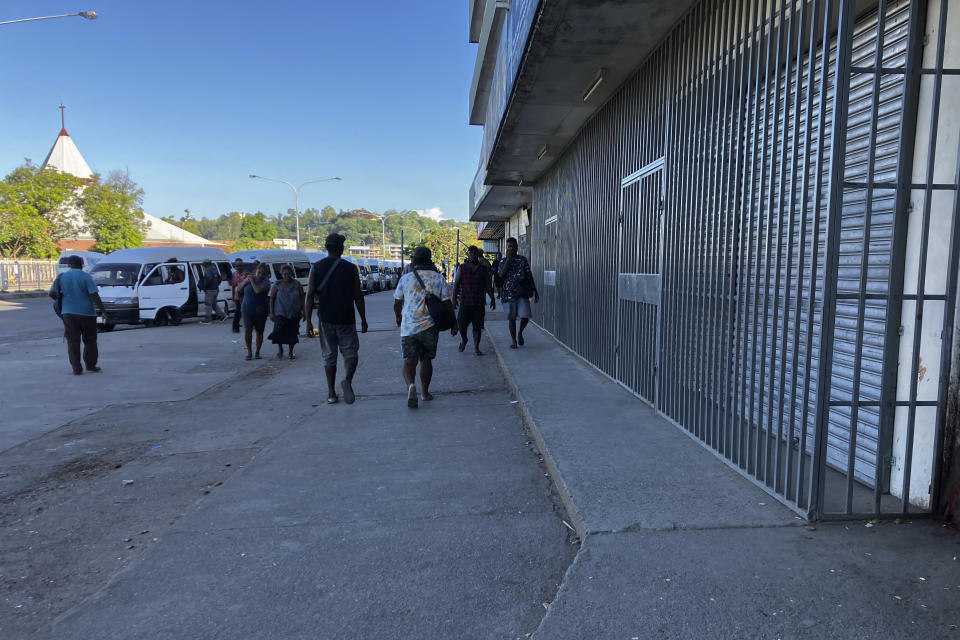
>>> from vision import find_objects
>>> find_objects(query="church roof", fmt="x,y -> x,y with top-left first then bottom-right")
42,129 -> 93,179
142,213 -> 222,246
39,106 -> 221,247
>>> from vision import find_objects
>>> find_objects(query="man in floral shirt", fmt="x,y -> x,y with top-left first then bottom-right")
393,246 -> 456,408
498,237 -> 539,349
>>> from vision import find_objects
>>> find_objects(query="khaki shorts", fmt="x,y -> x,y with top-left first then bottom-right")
319,322 -> 360,366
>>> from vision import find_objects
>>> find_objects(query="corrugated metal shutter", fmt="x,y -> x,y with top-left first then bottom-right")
735,0 -> 907,489
822,1 -> 909,487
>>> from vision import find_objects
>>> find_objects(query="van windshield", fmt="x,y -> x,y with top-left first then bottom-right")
90,263 -> 141,286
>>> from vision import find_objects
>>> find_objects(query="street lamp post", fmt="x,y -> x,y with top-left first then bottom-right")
0,11 -> 98,26
249,175 -> 341,250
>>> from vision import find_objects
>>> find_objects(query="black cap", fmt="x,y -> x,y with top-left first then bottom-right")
325,233 -> 346,249
412,246 -> 432,265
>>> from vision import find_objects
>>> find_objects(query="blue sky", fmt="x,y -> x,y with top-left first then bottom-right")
0,1 -> 481,221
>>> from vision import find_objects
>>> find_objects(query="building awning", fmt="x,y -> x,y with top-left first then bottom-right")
477,220 -> 505,240
482,0 -> 699,187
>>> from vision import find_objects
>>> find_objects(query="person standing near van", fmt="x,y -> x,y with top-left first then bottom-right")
268,264 -> 305,360
49,255 -> 106,375
200,258 -> 224,324
305,234 -> 368,405
241,263 -> 272,360
230,259 -> 246,333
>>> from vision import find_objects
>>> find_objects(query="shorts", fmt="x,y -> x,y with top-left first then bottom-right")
457,303 -> 486,332
401,326 -> 440,360
319,322 -> 360,366
505,297 -> 532,320
243,307 -> 267,333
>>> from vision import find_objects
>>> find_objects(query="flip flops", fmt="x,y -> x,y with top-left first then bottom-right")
407,384 -> 418,409
341,379 -> 355,404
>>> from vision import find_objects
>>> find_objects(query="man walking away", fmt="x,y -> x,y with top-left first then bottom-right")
498,237 -> 539,349
230,258 -> 246,333
50,255 -> 106,375
305,233 -> 368,405
453,246 -> 495,355
200,258 -> 224,324
393,246 -> 456,408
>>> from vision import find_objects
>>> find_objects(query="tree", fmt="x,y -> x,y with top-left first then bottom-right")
0,162 -> 84,258
79,171 -> 148,253
239,212 -> 277,241
229,237 -> 261,251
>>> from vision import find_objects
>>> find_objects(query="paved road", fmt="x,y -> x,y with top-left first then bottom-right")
1,293 -> 575,639
0,296 -> 67,344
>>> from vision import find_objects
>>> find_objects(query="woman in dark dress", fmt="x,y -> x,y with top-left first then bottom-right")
241,263 -> 272,360
268,264 -> 305,359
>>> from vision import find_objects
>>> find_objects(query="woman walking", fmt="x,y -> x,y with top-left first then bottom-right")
269,264 -> 305,360
241,263 -> 271,360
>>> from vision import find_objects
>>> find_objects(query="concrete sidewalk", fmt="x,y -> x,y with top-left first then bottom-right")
42,294 -> 575,640
486,318 -> 960,639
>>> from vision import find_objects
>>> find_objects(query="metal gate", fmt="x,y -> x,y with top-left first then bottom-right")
531,0 -> 960,520
616,159 -> 666,403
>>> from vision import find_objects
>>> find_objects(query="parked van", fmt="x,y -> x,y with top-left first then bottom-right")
226,250 -> 312,288
366,258 -> 387,291
56,251 -> 105,275
384,261 -> 400,289
343,256 -> 369,293
90,247 -> 232,329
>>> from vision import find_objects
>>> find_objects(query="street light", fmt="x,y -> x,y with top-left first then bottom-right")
248,175 -> 341,250
363,211 -> 405,262
0,11 -> 98,26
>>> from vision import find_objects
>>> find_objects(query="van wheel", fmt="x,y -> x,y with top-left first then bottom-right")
156,308 -> 181,326
98,323 -> 115,332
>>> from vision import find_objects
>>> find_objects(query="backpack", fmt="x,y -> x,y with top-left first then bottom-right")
203,266 -> 222,290
411,268 -> 455,331
51,275 -> 64,317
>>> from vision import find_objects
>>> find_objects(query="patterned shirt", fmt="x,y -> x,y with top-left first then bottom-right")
499,255 -> 533,302
231,270 -> 247,301
457,261 -> 489,306
393,267 -> 450,337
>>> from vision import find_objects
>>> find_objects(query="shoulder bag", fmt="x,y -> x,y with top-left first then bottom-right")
412,268 -> 455,331
51,275 -> 64,317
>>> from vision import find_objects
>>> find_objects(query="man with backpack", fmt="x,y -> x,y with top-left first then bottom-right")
393,246 -> 456,408
200,258 -> 224,324
498,237 -> 539,349
305,233 -> 368,405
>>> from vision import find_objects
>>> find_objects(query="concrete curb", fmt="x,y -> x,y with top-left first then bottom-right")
487,323 -> 588,542
0,290 -> 48,300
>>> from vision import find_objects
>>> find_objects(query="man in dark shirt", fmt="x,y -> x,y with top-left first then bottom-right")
305,233 -> 368,404
498,237 -> 539,349
453,246 -> 495,355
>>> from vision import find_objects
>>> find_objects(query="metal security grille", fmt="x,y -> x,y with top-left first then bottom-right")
529,0 -> 960,519
616,160 -> 665,402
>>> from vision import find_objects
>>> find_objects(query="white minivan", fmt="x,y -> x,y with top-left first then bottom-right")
56,251 -> 105,275
90,247 -> 233,330
226,250 -> 313,288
